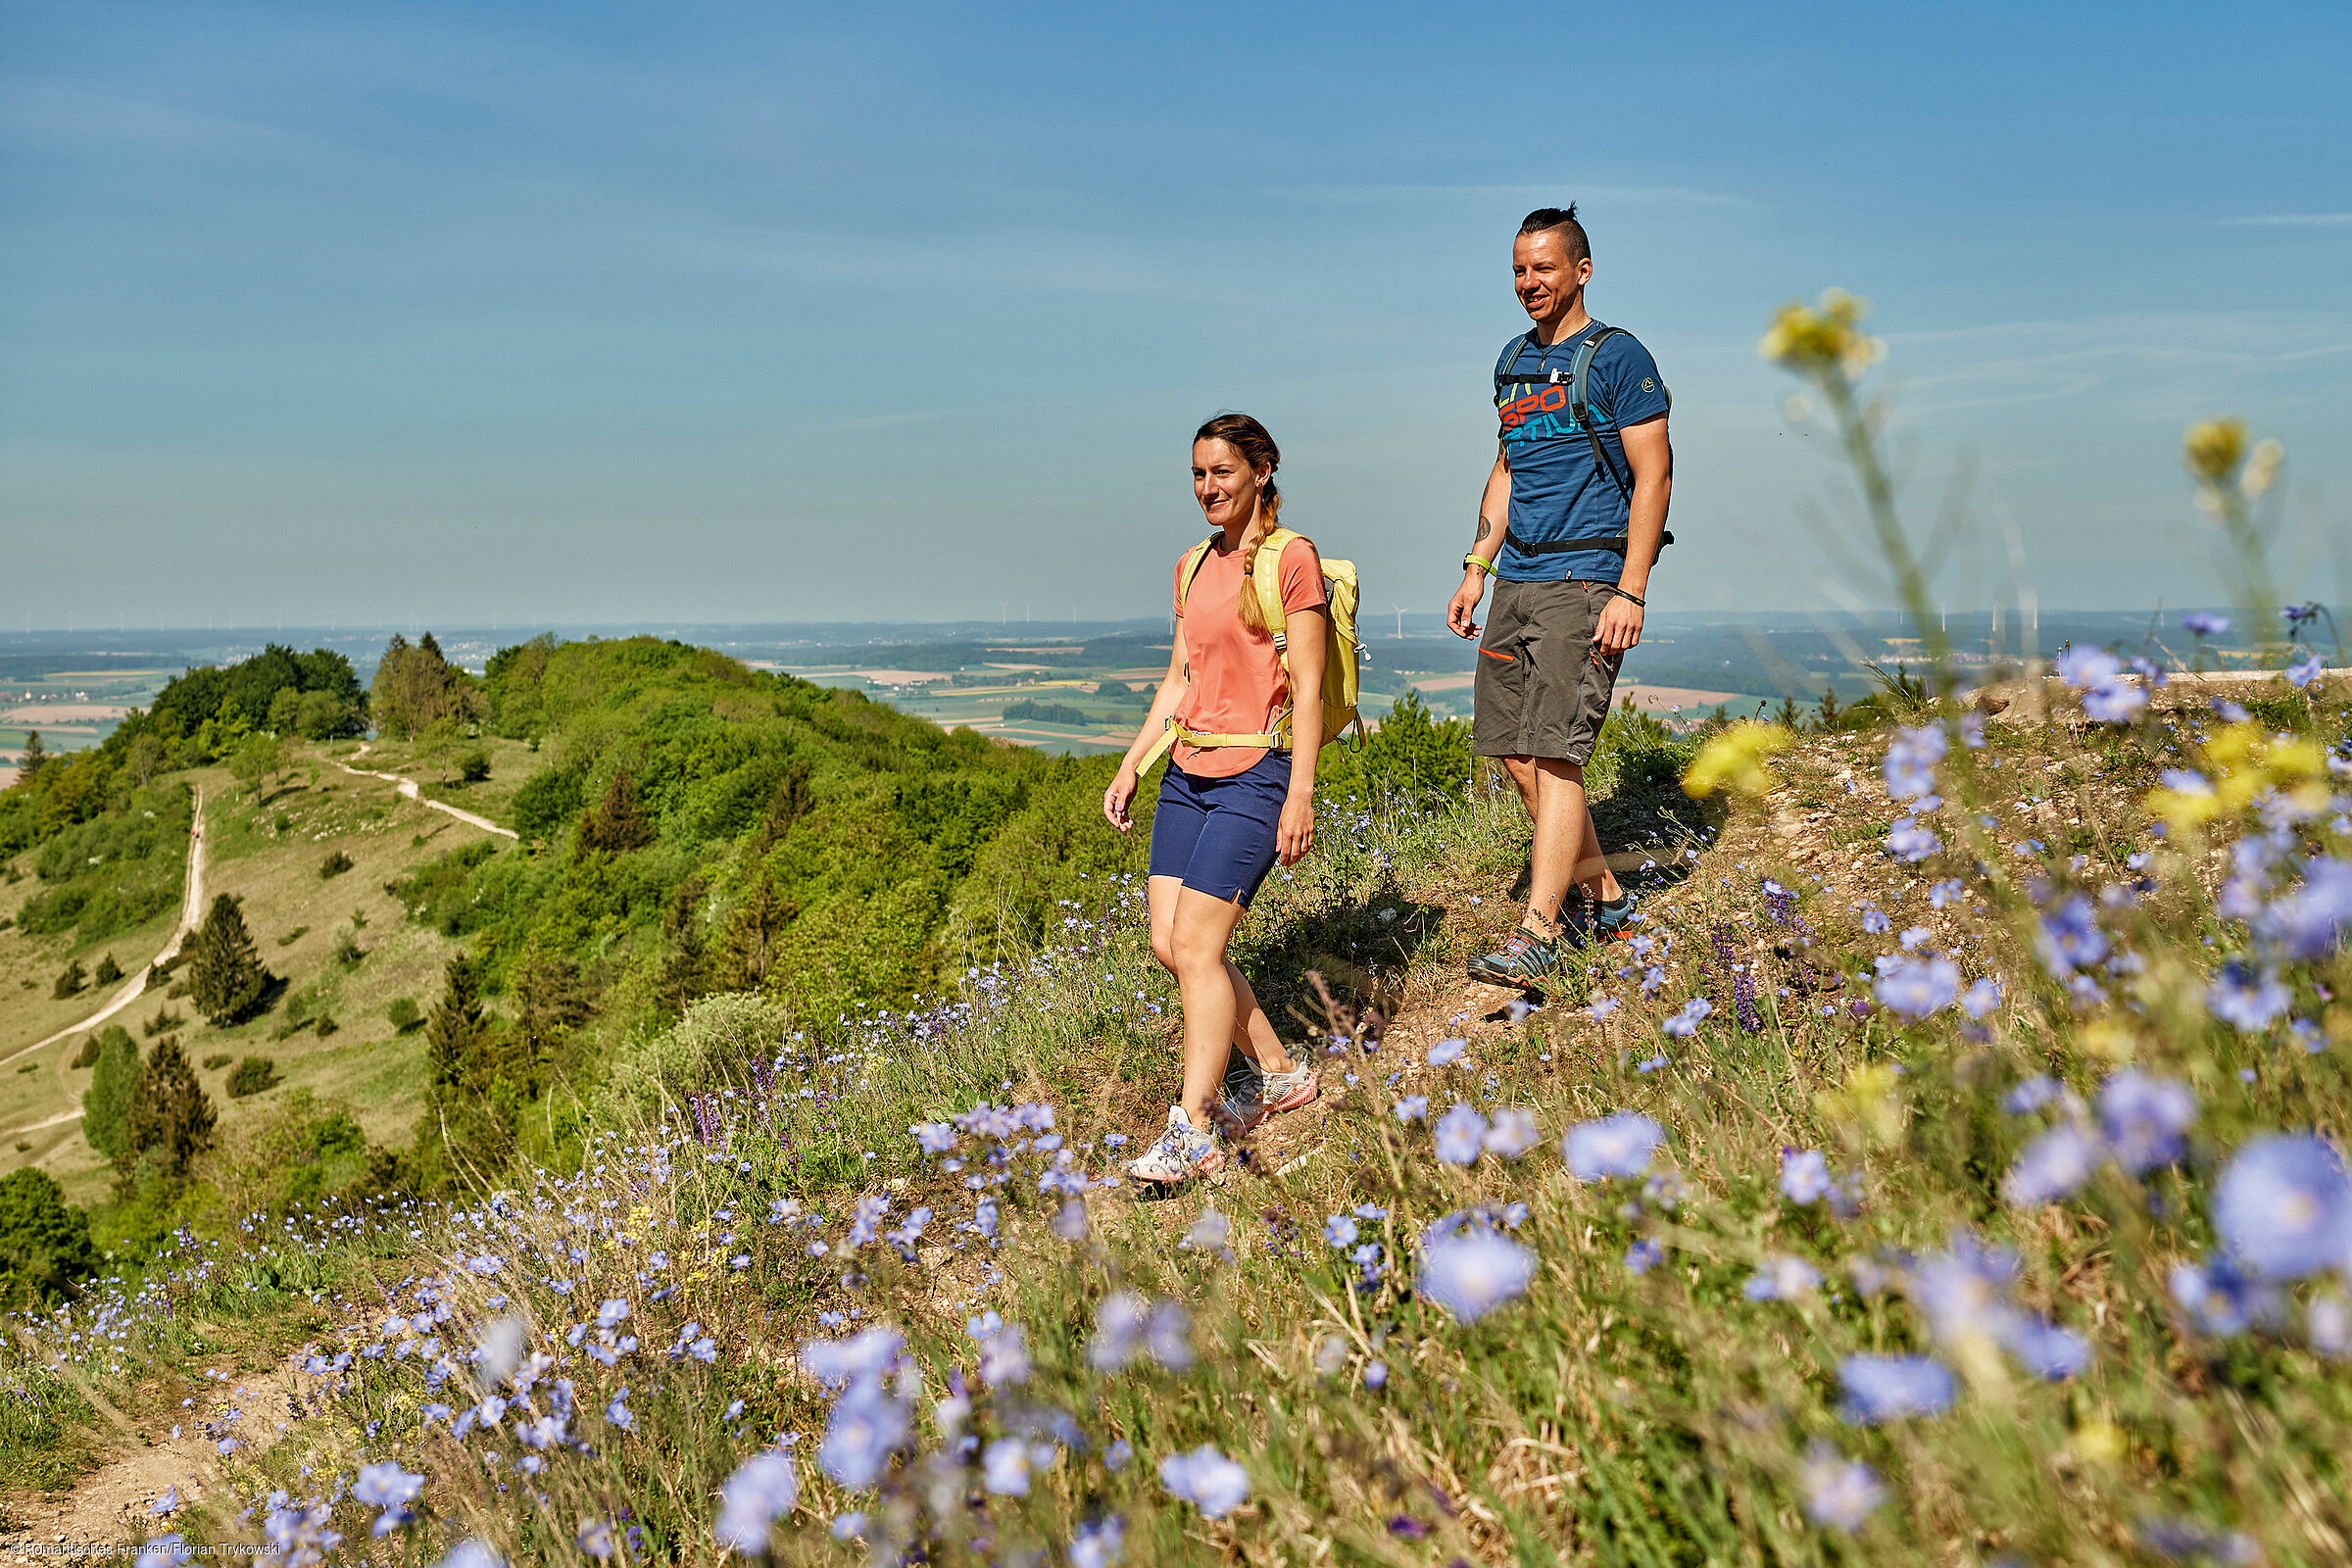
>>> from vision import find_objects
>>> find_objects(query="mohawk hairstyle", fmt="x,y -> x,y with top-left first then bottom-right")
1517,205 -> 1591,266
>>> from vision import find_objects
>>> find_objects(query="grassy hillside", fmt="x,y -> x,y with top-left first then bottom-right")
7,662 -> 2352,1562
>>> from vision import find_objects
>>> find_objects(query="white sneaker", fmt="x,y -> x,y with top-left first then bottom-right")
1125,1105 -> 1225,1184
1222,1057 -> 1318,1134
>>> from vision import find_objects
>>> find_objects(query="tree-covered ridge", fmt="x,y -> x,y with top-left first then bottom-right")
382,635 -> 1152,1183
0,642 -> 364,855
421,636 -> 1145,1008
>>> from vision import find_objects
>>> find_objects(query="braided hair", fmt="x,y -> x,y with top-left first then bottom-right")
1194,413 -> 1282,633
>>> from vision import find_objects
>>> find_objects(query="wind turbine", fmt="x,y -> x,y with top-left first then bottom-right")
1393,605 -> 1406,640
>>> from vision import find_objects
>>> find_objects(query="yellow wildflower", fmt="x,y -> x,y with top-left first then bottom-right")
2072,1420 -> 2128,1465
1683,722 -> 1795,800
2147,721 -> 2328,831
1759,289 -> 1885,379
1817,1062 -> 1904,1148
2242,438 -> 2285,498
2181,418 -> 2247,485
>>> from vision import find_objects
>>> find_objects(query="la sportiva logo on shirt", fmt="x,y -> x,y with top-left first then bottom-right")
1497,382 -> 1586,436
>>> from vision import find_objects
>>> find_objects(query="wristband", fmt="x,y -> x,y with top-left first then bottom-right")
1608,587 -> 1646,608
1462,554 -> 1495,578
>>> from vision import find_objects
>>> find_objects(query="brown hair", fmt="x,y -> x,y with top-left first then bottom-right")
1518,204 -> 1591,266
1194,413 -> 1282,633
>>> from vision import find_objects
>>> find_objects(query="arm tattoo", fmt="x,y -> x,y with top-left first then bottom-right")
1475,516 -> 1492,541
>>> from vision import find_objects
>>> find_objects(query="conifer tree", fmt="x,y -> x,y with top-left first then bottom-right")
16,730 -> 44,784
94,953 -> 122,986
657,875 -> 710,1013
425,953 -> 486,1093
579,770 -> 655,853
188,894 -> 271,1025
120,1035 -> 218,1182
513,939 -> 586,1078
751,764 -> 813,853
52,958 -> 86,1000
719,870 -> 797,991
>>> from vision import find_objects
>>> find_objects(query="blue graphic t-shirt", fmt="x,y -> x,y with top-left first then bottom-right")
1492,322 -> 1669,584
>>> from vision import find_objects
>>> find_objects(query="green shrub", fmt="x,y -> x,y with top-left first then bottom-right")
79,1027 -> 139,1159
511,765 -> 587,841
93,953 -> 121,986
596,992 -> 794,1120
202,1054 -> 233,1070
225,1056 -> 280,1099
387,998 -> 423,1033
0,1168 -> 96,1307
51,959 -> 85,999
458,749 -> 491,784
319,851 -> 354,879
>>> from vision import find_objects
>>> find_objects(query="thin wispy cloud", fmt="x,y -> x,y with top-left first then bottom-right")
2217,213 -> 2352,227
1283,181 -> 1761,211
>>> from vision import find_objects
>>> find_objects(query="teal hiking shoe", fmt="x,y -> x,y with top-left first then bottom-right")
1591,891 -> 1639,942
1466,926 -> 1563,989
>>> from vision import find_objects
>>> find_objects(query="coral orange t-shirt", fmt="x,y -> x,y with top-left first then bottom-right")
1171,532 -> 1327,779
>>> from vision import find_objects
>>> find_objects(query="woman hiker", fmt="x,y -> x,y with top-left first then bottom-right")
1101,413 -> 1327,1184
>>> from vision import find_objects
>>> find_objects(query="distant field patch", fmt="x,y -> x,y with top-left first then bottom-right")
2,704 -> 131,724
789,667 -> 956,686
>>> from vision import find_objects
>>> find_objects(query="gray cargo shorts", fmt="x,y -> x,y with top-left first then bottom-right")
1470,578 -> 1623,766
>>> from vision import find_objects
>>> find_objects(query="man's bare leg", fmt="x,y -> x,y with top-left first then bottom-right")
1500,755 -> 1622,937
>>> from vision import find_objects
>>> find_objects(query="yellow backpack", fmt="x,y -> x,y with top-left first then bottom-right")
1139,526 -> 1363,771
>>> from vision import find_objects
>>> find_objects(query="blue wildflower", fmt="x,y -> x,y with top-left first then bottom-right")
1563,1112 -> 1664,1179
352,1462 -> 423,1538
2171,1252 -> 2287,1336
2253,858 -> 2352,959
1742,1256 -> 1823,1301
2002,1122 -> 2102,1206
2035,897 -> 2107,976
1158,1446 -> 1250,1518
1800,1443 -> 1884,1533
1960,976 -> 2003,1019
1883,724 -> 1945,800
2098,1070 -> 2196,1174
2207,962 -> 2291,1032
2212,1133 -> 2352,1279
982,1438 -> 1032,1496
1624,1238 -> 1664,1275
1874,956 -> 1959,1019
1780,1149 -> 1831,1204
1838,1354 -> 1956,1424
1886,817 -> 1943,862
1484,1107 -> 1542,1159
1070,1516 -> 1126,1568
818,1379 -> 909,1490
1661,998 -> 1712,1037
713,1450 -> 800,1554
1434,1102 -> 1488,1165
1417,1231 -> 1536,1323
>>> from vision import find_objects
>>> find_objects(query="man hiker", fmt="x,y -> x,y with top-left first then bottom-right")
1447,204 -> 1672,988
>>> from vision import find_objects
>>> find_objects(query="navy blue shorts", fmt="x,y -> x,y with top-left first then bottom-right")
1148,752 -> 1293,906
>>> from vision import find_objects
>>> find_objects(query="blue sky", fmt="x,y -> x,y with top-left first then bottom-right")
3,2 -> 2347,629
